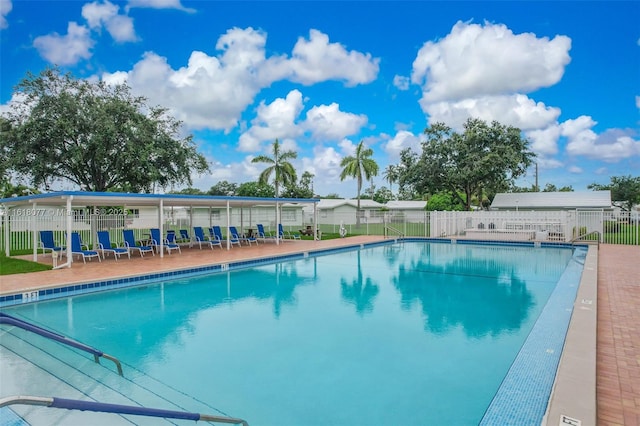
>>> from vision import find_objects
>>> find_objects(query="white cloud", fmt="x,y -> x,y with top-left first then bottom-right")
33,22 -> 95,65
411,20 -> 571,103
636,95 -> 640,109
568,166 -> 583,174
563,116 -> 640,162
284,29 -> 379,86
126,0 -> 195,13
536,157 -> 563,169
393,75 -> 410,91
425,94 -> 560,131
0,0 -> 12,29
383,130 -> 421,160
82,1 -> 137,43
525,124 -> 562,156
101,27 -> 378,136
238,90 -> 305,152
302,145 -> 344,184
303,103 -> 367,141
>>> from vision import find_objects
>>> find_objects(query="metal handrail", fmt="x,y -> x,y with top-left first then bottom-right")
0,312 -> 123,376
0,395 -> 249,425
384,225 -> 405,239
570,230 -> 601,244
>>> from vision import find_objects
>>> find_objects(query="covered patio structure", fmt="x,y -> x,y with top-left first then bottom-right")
0,191 -> 320,268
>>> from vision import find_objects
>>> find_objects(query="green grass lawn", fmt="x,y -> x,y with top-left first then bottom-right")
0,254 -> 52,275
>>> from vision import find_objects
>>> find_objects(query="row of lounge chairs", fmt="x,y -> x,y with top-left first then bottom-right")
38,224 -> 302,263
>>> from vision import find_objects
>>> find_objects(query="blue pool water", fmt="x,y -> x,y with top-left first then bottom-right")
3,241 -> 578,425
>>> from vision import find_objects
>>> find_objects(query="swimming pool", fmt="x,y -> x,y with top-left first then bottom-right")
1,241 -> 584,425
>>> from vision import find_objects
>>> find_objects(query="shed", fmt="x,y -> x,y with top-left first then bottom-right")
490,191 -> 612,211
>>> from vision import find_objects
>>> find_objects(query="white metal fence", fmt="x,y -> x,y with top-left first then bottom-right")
2,208 -> 638,253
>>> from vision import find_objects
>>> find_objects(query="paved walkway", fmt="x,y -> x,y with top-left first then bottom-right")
596,244 -> 640,426
1,238 -> 639,424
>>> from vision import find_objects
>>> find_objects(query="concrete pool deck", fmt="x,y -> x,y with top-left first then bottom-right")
1,237 -> 638,425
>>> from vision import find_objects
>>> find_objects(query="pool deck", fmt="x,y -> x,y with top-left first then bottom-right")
1,237 -> 639,425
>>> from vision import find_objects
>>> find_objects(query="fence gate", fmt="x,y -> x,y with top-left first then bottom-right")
575,209 -> 604,242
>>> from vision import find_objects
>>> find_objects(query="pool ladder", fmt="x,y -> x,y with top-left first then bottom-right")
384,225 -> 405,241
0,313 -> 250,425
0,312 -> 123,376
0,396 -> 249,425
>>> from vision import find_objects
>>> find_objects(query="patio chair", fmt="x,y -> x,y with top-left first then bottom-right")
97,230 -> 130,261
177,229 -> 192,247
194,226 -> 222,250
39,230 -> 64,256
230,226 -> 257,246
150,228 -> 181,255
256,224 -> 276,243
213,225 -> 239,248
278,223 -> 300,240
70,232 -> 101,263
122,229 -> 154,257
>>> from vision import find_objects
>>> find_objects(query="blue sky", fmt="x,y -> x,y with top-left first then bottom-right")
1,1 -> 639,197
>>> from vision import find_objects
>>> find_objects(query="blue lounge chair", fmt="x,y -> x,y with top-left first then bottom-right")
256,224 -> 276,243
278,223 -> 300,240
213,225 -> 239,248
194,226 -> 222,249
230,226 -> 257,246
122,230 -> 154,257
39,230 -> 64,255
97,231 -> 130,261
70,232 -> 101,263
150,228 -> 181,254
177,229 -> 192,246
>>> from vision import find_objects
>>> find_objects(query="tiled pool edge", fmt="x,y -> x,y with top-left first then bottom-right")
542,243 -> 597,426
479,244 -> 596,426
0,240 -> 395,307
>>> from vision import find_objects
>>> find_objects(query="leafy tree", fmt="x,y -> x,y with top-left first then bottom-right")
383,165 -> 399,195
0,67 -> 209,192
373,186 -> 394,204
426,191 -> 465,211
340,140 -> 379,224
282,171 -> 315,198
588,175 -> 640,211
402,118 -> 535,210
208,180 -> 238,196
542,183 -> 574,192
251,139 -> 297,197
236,181 -> 276,198
170,187 -> 206,195
322,193 -> 341,199
0,179 -> 39,199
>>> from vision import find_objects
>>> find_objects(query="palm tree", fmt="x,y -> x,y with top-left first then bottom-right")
383,164 -> 398,195
340,140 -> 379,225
251,138 -> 298,198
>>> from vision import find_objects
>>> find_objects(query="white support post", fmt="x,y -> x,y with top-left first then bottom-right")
158,199 -> 164,257
32,202 -> 38,261
3,205 -> 10,257
226,200 -> 231,250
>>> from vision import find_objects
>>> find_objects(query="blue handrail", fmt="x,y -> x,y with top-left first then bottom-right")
0,396 -> 249,425
0,312 -> 123,376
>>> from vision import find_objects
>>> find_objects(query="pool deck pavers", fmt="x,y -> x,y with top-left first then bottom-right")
1,237 -> 639,424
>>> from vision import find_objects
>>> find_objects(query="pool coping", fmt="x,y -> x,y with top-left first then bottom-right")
0,238 -> 596,425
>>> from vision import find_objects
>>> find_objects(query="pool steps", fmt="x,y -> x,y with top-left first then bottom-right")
0,325 -> 245,425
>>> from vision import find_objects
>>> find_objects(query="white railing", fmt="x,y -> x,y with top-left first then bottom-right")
2,208 -> 638,253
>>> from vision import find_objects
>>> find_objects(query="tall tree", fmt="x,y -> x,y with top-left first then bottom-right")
236,181 -> 276,198
282,171 -> 315,198
340,140 -> 379,224
251,139 -> 297,197
383,165 -> 399,195
208,180 -> 238,196
0,67 -> 210,192
402,118 -> 535,210
588,175 -> 640,211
